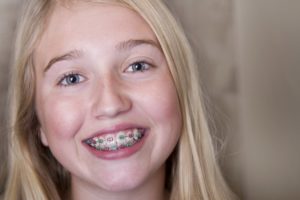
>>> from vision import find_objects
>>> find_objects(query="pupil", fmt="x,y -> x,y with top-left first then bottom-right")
68,75 -> 78,84
134,63 -> 143,71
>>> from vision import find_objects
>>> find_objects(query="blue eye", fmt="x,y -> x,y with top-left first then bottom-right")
59,73 -> 85,86
126,62 -> 150,73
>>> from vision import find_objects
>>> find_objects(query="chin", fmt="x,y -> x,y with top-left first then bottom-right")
96,171 -> 148,192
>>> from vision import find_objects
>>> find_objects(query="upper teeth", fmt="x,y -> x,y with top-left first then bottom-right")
85,128 -> 144,151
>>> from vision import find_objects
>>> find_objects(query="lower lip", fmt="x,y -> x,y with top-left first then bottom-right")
83,131 -> 148,160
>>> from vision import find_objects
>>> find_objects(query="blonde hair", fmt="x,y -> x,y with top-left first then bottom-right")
5,0 -> 236,199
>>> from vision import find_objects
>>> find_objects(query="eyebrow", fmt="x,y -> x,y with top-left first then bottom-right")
44,49 -> 82,72
115,39 -> 161,51
44,39 -> 161,73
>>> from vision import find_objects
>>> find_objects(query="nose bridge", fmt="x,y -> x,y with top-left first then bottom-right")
92,73 -> 131,118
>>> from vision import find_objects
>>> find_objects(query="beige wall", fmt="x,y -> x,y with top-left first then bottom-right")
236,1 -> 300,199
0,0 -> 22,197
0,0 -> 299,199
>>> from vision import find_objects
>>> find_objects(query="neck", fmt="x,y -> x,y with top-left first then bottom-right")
71,166 -> 167,200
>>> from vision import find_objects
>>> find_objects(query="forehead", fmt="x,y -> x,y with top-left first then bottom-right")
35,1 -> 158,66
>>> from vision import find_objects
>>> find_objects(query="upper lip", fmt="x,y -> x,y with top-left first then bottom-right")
82,123 -> 148,142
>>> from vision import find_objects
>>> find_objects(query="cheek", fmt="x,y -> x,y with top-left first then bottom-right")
37,97 -> 85,142
146,80 -> 181,125
134,74 -> 182,144
141,76 -> 182,162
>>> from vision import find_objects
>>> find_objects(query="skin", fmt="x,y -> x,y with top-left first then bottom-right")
34,2 -> 182,200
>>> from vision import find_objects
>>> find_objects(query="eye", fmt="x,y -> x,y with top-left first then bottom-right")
125,61 -> 151,73
58,73 -> 86,86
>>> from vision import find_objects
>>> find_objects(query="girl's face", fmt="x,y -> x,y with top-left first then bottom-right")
35,2 -> 182,194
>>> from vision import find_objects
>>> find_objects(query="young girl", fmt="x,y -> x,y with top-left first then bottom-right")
4,0 -> 237,199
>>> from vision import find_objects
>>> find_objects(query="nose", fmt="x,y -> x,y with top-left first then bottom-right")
91,77 -> 132,119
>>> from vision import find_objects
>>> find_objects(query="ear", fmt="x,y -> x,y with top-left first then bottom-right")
39,128 -> 49,146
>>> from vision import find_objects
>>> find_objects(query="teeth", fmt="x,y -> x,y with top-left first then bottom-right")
116,131 -> 128,147
133,129 -> 141,140
85,128 -> 144,151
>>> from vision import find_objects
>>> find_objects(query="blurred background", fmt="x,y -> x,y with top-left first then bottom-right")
0,0 -> 299,199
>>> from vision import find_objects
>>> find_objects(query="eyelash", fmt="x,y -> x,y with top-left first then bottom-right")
125,61 -> 152,73
58,72 -> 86,87
56,61 -> 152,87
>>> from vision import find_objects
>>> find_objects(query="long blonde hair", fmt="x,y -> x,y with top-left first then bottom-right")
5,0 -> 236,199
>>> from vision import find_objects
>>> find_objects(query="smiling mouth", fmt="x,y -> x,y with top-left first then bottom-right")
84,128 -> 145,151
